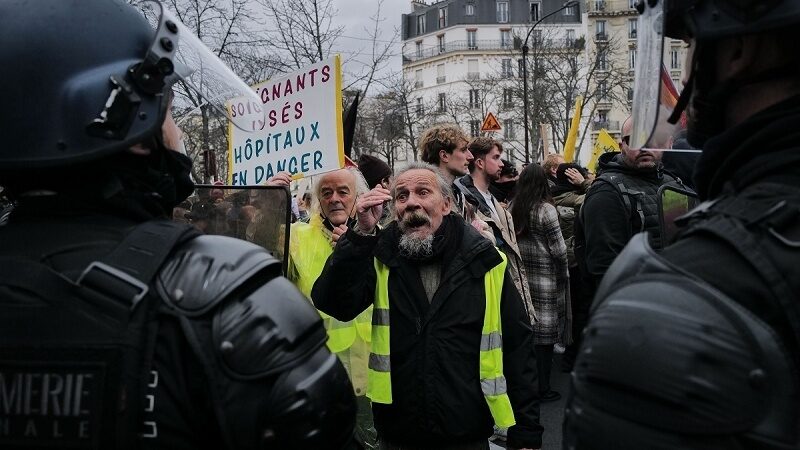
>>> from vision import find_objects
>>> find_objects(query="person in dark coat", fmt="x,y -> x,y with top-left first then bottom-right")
313,162 -> 543,450
565,1 -> 800,447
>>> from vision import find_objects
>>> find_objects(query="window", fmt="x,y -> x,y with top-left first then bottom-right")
518,59 -> 525,77
497,1 -> 509,23
436,63 -> 446,84
531,29 -> 543,45
438,7 -> 448,28
594,0 -> 605,11
566,29 -> 576,45
504,119 -> 515,139
415,69 -> 423,88
470,120 -> 481,137
438,93 -> 447,112
500,30 -> 511,48
415,41 -> 423,58
629,49 -> 636,70
466,3 -> 475,16
503,88 -> 513,107
469,89 -> 480,108
467,30 -> 477,49
564,3 -> 576,15
438,35 -> 446,53
467,58 -> 479,79
415,97 -> 424,115
597,81 -> 608,99
530,1 -> 541,22
417,14 -> 426,34
501,58 -> 513,78
597,50 -> 608,70
670,48 -> 681,69
597,110 -> 608,122
596,21 -> 607,40
629,19 -> 637,39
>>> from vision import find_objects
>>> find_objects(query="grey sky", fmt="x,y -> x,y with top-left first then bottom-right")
332,0 -> 408,90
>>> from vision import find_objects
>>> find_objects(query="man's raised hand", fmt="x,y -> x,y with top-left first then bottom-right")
356,185 -> 392,234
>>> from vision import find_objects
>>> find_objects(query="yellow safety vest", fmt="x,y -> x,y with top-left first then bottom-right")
289,220 -> 372,352
367,252 -> 516,428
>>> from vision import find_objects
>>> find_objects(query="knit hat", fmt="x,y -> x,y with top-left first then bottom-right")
357,154 -> 392,188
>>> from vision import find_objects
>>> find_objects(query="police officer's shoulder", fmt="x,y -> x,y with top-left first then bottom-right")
573,234 -> 796,446
156,234 -> 281,316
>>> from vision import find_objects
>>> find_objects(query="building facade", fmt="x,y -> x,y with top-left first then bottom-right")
401,0 -> 592,166
586,0 -> 688,147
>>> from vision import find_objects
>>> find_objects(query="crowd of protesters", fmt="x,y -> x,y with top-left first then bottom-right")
164,119 -> 684,449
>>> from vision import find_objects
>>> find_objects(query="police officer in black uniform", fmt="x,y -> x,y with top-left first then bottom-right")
0,1 -> 356,449
565,0 -> 800,448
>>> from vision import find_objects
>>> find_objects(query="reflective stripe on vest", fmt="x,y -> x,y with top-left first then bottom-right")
368,252 -> 516,428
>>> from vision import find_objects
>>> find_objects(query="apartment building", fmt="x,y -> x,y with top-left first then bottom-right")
587,0 -> 688,145
401,0 -> 591,165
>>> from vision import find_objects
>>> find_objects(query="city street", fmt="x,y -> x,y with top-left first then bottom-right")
491,354 -> 571,450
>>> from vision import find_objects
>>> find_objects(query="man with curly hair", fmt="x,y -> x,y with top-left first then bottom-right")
418,124 -> 475,218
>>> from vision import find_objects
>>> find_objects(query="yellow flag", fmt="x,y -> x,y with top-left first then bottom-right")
588,129 -> 619,173
562,96 -> 583,163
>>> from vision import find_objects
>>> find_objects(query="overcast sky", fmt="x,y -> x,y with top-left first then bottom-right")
332,0 -> 409,89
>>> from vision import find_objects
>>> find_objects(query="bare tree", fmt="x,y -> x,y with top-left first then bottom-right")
259,0 -> 344,70
508,27 -> 631,162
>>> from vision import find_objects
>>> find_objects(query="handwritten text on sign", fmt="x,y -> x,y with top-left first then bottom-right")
228,56 -> 344,185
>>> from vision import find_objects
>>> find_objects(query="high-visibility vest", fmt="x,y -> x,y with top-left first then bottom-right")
367,252 -> 516,428
290,221 -> 372,352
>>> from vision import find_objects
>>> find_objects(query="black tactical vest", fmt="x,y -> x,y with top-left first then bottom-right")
592,168 -> 678,250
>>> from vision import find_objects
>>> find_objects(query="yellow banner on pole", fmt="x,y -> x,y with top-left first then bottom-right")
562,96 -> 583,163
588,129 -> 619,173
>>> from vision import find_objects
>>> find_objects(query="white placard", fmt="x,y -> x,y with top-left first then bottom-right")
227,56 -> 344,185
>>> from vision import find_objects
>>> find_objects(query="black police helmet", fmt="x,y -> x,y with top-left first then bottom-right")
0,0 -> 174,170
664,0 -> 800,41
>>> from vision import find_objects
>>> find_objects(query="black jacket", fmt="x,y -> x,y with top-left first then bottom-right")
312,216 -> 543,449
576,152 -> 677,290
663,94 -> 800,366
0,195 -> 356,450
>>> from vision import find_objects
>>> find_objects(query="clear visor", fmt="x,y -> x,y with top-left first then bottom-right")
631,2 -> 695,153
138,1 -> 264,132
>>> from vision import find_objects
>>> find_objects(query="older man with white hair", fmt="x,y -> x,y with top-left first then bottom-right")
313,162 -> 542,450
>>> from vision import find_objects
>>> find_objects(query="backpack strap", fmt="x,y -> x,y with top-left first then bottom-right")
615,182 -> 646,233
77,220 -> 199,309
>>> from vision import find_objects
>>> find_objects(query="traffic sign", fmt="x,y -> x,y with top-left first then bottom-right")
480,112 -> 502,132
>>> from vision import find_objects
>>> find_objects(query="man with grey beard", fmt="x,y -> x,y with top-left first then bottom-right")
312,163 -> 543,450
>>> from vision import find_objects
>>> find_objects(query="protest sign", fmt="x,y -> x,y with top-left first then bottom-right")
227,56 -> 344,185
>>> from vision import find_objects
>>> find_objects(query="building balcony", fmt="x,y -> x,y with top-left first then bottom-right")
436,76 -> 446,84
402,38 -> 582,64
414,80 -> 424,88
592,120 -> 619,131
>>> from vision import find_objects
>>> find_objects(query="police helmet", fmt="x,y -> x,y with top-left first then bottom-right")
0,0 -> 262,171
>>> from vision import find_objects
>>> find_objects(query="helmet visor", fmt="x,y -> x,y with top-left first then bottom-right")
631,0 -> 696,154
138,1 -> 264,132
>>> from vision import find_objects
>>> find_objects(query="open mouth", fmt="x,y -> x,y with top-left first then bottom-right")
402,213 -> 430,229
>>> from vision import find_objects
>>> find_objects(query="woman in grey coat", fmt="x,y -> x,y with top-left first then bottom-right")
510,163 -> 569,403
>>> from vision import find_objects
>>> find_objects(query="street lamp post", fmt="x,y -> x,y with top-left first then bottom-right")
522,0 -> 579,164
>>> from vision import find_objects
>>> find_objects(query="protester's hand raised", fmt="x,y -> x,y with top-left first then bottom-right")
331,224 -> 348,246
356,184 -> 392,234
265,171 -> 292,187
565,167 -> 585,186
